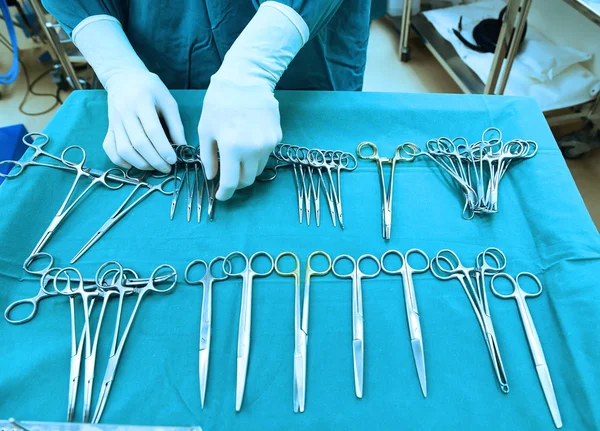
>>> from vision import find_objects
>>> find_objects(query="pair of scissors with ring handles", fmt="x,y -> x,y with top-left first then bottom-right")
381,249 -> 430,397
185,256 -> 230,408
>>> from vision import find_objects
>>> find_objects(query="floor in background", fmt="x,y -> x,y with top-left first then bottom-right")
1,18 -> 598,229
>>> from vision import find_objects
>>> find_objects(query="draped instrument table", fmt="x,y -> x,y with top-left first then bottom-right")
1,91 -> 599,430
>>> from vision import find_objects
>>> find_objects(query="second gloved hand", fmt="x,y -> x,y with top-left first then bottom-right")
198,1 -> 309,201
198,78 -> 281,201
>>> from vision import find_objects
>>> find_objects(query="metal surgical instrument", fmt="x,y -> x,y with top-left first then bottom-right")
223,251 -> 274,412
491,272 -> 562,428
274,252 -> 303,412
0,133 -> 140,186
356,141 -> 417,239
431,248 -> 509,393
184,256 -> 230,408
332,254 -> 380,398
30,146 -> 126,257
381,249 -> 430,397
71,175 -> 178,263
92,264 -> 177,424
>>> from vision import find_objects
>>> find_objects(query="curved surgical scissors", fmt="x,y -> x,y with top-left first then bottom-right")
332,254 -> 380,398
490,272 -> 562,428
356,141 -> 417,239
185,256 -> 230,408
431,248 -> 509,393
223,251 -> 274,411
381,249 -> 429,397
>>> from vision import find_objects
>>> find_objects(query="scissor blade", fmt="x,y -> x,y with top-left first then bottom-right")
293,353 -> 305,413
83,356 -> 95,422
352,339 -> 363,398
410,338 -> 427,397
536,363 -> 562,428
67,364 -> 79,422
236,354 -> 249,412
199,348 -> 209,409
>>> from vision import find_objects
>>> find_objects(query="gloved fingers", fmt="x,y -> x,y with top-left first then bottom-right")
113,119 -> 153,171
121,113 -> 171,173
198,127 -> 219,180
155,90 -> 187,147
238,158 -> 259,190
257,147 -> 272,176
216,154 -> 240,201
137,104 -> 178,166
102,128 -> 132,169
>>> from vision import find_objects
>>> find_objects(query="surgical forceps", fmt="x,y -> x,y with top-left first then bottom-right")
223,251 -> 274,412
71,174 -> 178,263
0,133 -> 140,185
491,272 -> 562,428
184,256 -> 230,408
332,254 -> 381,398
92,264 -> 177,424
431,248 -> 509,393
356,141 -> 417,239
53,267 -> 98,422
30,146 -> 126,257
4,252 -> 76,324
381,249 -> 430,397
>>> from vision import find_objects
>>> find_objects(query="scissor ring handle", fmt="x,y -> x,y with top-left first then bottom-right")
0,160 -> 25,179
477,247 -> 506,273
185,259 -> 207,285
356,141 -> 379,160
96,261 -> 125,287
356,254 -> 381,278
381,250 -> 405,275
516,272 -> 543,298
23,252 -> 54,275
4,297 -> 41,325
332,254 -> 356,278
404,249 -> 430,273
306,251 -> 332,276
23,132 -> 50,148
101,168 -> 128,190
275,252 -> 300,278
340,153 -> 358,171
395,143 -> 417,162
53,267 -> 82,295
156,175 -> 179,195
249,251 -> 274,277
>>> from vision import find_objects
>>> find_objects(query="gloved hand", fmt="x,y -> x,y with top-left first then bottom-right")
199,2 -> 309,201
72,16 -> 186,173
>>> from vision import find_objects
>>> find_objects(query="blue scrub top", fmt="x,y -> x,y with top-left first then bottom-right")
42,0 -> 372,91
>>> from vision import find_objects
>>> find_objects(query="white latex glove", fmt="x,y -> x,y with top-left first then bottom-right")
199,2 -> 309,201
72,16 -> 185,173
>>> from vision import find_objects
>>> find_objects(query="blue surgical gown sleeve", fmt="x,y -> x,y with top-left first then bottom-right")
41,0 -> 126,37
254,0 -> 344,38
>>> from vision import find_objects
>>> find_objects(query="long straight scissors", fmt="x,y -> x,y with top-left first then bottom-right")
274,252 -> 306,412
491,272 -> 562,428
332,254 -> 380,398
30,146 -> 126,257
71,175 -> 178,263
223,251 -> 274,412
91,264 -> 177,424
431,248 -> 509,393
356,142 -> 416,239
184,256 -> 229,408
381,249 -> 429,397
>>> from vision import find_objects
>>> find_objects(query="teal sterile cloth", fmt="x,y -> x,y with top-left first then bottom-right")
1,90 -> 599,430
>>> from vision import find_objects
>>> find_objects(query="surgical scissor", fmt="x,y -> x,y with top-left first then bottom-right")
274,252 -> 303,412
490,272 -> 562,428
431,248 -> 509,393
30,146 -> 126,257
92,263 -> 177,424
184,256 -> 230,408
381,249 -> 429,397
223,251 -> 274,412
356,141 -> 417,239
332,254 -> 380,398
71,174 -> 178,263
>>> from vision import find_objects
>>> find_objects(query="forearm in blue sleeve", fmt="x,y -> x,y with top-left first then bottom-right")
41,0 -> 126,37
